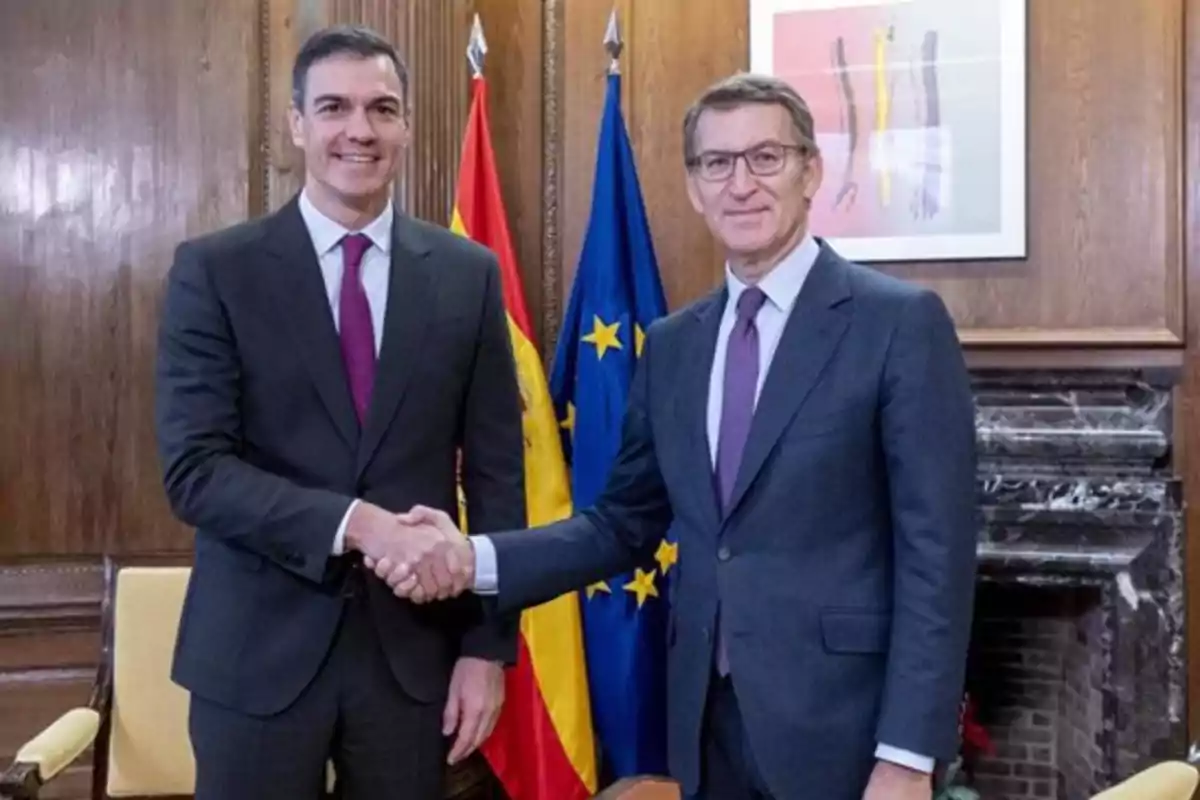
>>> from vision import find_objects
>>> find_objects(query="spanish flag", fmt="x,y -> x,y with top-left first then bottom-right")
450,75 -> 598,800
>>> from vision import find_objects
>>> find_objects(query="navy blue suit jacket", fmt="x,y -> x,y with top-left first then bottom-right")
487,242 -> 979,799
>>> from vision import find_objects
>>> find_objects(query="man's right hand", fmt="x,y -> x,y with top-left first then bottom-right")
345,502 -> 473,602
385,505 -> 475,604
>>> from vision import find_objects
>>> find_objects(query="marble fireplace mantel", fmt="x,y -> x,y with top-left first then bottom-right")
968,367 -> 1185,793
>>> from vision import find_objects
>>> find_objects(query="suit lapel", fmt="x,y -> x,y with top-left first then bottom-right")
355,214 -> 434,476
722,245 -> 852,520
678,288 -> 726,529
264,198 -> 359,450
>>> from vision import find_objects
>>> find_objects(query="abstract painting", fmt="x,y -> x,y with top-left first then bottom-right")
750,0 -> 1026,262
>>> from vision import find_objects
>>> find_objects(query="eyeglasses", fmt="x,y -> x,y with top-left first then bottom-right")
686,142 -> 808,182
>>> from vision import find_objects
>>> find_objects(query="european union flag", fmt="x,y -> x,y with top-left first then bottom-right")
549,72 -> 672,780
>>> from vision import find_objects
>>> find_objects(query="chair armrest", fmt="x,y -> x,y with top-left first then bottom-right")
1091,761 -> 1198,799
592,775 -> 680,799
0,708 -> 101,800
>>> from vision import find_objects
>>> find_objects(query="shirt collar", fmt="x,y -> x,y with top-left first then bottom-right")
724,232 -> 820,313
298,188 -> 394,258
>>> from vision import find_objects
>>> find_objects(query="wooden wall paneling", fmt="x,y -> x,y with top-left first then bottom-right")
558,0 -> 624,312
964,348 -> 1185,371
473,0 -> 548,347
541,0 -> 565,359
628,1 -> 751,312
114,0 -> 263,554
556,0 -> 750,317
0,0 -> 260,559
393,0 -> 472,225
263,0 -> 323,213
878,0 -> 1184,347
1181,0 -> 1200,748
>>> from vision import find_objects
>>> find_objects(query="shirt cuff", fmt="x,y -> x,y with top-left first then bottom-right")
333,499 -> 359,555
875,744 -> 934,774
469,535 -> 498,594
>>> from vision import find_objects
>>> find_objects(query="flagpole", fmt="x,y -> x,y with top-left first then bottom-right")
604,8 -> 622,75
454,10 -> 600,799
468,12 -> 487,78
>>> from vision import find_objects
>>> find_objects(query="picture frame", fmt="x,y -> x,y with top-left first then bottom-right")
749,0 -> 1028,262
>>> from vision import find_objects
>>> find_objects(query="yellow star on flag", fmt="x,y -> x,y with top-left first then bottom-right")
635,324 -> 646,358
581,315 -> 622,360
559,402 -> 575,437
623,568 -> 659,608
654,540 -> 678,575
586,580 -> 611,599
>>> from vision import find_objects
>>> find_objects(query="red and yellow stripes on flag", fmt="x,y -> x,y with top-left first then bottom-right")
450,75 -> 598,800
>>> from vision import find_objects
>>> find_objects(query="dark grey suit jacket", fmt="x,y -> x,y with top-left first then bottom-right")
487,242 -> 978,799
154,196 -> 525,716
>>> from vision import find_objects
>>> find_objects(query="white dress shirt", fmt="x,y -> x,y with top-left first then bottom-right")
706,234 -> 819,456
473,233 -> 933,774
296,189 -> 393,555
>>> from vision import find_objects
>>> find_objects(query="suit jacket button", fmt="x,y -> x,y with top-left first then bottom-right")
717,546 -> 731,561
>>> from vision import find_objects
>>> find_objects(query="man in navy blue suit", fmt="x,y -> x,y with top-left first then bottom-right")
378,73 -> 979,800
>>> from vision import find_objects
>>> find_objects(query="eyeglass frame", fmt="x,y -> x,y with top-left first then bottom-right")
684,141 -> 811,182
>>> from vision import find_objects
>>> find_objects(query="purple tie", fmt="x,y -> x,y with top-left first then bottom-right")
338,233 -> 375,423
714,286 -> 767,675
716,287 -> 768,508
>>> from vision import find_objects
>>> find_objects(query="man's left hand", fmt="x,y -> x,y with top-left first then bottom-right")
862,760 -> 932,800
443,657 -> 505,765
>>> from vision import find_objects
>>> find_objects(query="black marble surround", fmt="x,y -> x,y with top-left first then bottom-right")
971,367 -> 1185,788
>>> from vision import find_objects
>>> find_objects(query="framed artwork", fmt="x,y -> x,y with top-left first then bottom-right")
749,0 -> 1027,262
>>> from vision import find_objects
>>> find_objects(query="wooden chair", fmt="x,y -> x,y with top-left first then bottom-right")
0,561 -> 494,799
592,776 -> 680,799
590,762 -> 1200,800
1090,761 -> 1199,799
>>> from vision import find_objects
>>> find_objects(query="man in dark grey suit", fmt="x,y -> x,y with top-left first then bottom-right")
154,25 -> 524,800
382,73 -> 978,800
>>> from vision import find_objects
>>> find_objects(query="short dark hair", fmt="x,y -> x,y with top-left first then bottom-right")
291,24 -> 409,110
682,73 -> 818,164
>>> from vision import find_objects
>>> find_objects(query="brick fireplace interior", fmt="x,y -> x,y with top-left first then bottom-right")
967,583 -> 1106,800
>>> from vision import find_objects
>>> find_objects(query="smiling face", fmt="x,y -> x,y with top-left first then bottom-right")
289,52 -> 409,227
685,102 -> 822,281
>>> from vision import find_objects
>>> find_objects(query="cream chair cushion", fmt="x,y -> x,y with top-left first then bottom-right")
1091,761 -> 1199,800
106,566 -> 196,796
14,707 -> 101,782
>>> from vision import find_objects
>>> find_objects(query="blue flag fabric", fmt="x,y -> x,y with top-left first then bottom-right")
549,73 -> 672,780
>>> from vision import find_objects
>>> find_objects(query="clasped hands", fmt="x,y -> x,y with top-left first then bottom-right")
347,503 -> 471,603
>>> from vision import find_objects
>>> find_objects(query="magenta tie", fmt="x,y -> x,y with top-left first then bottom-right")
714,286 -> 767,675
338,233 -> 375,423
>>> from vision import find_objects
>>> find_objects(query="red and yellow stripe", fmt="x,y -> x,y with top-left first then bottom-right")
450,75 -> 597,800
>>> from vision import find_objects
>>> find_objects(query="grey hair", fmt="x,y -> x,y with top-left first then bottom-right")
681,73 -> 818,164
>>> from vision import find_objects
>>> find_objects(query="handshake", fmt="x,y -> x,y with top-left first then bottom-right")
345,502 -> 473,603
